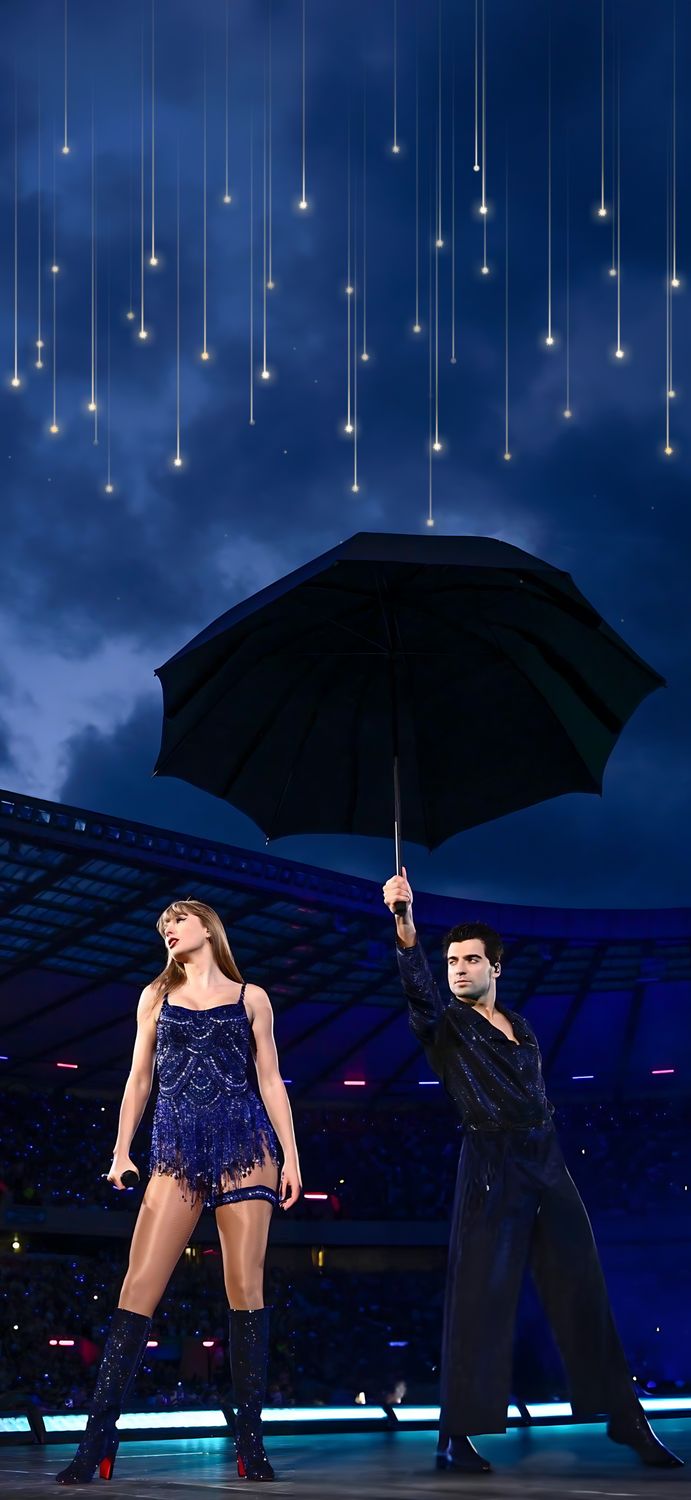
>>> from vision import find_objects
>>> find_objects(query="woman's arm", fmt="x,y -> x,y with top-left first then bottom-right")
245,984 -> 302,1211
108,985 -> 158,1189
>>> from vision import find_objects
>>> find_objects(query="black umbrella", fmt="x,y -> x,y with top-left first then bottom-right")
153,532 -> 664,874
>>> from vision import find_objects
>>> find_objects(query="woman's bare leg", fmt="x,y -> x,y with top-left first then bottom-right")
118,1171 -> 203,1317
215,1159 -> 279,1307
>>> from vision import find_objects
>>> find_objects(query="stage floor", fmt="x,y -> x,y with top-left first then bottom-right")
2,1423 -> 690,1499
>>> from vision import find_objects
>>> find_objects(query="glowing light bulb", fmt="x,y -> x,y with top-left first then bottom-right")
426,516 -> 434,527
360,351 -> 369,362
609,267 -> 617,278
267,280 -> 275,290
436,238 -> 444,248
352,482 -> 359,492
105,483 -> 113,494
392,144 -> 400,155
545,335 -> 554,346
597,207 -> 607,218
479,204 -> 488,216
260,369 -> 270,380
615,347 -> 624,359
10,377 -> 21,388
36,359 -> 43,369
138,328 -> 148,340
345,422 -> 353,434
473,163 -> 480,173
503,451 -> 511,461
36,339 -> 44,350
88,401 -> 96,412
481,265 -> 489,276
61,145 -> 70,155
669,388 -> 676,399
433,440 -> 442,452
298,198 -> 308,211
51,264 -> 59,275
563,408 -> 572,419
223,194 -> 232,204
126,310 -> 135,321
664,445 -> 673,456
173,455 -> 182,467
149,255 -> 158,267
346,285 -> 354,296
49,423 -> 59,434
671,277 -> 680,288
413,323 -> 421,333
201,350 -> 209,361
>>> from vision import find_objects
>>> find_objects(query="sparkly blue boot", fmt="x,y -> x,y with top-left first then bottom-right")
55,1308 -> 151,1484
228,1307 -> 275,1481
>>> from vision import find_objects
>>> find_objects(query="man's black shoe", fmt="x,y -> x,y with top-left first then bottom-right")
608,1411 -> 684,1468
442,1435 -> 492,1473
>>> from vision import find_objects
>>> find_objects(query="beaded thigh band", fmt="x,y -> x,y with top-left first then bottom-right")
213,1184 -> 279,1210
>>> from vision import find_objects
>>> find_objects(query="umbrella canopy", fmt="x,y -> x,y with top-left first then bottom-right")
154,532 -> 664,852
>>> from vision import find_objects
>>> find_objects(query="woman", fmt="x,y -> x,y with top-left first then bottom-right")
56,898 -> 301,1485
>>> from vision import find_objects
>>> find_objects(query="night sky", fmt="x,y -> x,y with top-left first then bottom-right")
1,0 -> 689,911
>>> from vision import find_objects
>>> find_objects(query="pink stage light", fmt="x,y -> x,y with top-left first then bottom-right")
58,1339 -> 75,1347
651,1068 -> 675,1075
202,1340 -> 215,1348
56,1062 -> 79,1070
303,1192 -> 328,1201
49,1339 -> 58,1346
343,1079 -> 365,1087
146,1340 -> 159,1348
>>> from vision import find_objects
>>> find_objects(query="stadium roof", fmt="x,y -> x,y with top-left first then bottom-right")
0,789 -> 689,1102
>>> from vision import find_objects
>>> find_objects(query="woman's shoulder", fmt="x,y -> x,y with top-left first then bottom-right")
138,982 -> 164,1024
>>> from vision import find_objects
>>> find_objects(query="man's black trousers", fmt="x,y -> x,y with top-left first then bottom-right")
439,1121 -> 640,1436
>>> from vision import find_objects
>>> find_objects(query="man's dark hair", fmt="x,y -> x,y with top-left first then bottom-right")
442,922 -> 505,968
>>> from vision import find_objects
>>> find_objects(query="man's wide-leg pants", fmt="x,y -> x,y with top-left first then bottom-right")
439,1122 -> 640,1437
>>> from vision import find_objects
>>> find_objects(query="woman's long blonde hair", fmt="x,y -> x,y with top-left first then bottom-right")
150,898 -> 243,1002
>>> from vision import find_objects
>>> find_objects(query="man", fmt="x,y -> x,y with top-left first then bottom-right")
383,867 -> 683,1475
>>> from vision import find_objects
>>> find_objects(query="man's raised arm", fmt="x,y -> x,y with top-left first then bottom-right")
382,867 -> 448,1048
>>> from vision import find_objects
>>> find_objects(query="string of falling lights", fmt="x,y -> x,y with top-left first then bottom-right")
201,43 -> 210,363
392,0 -> 400,155
504,155 -> 510,462
351,195 -> 359,492
174,151 -> 183,468
261,32 -> 270,382
36,63 -> 44,370
11,83 -> 20,389
299,0 -> 307,209
427,181 -> 434,525
564,161 -> 572,420
361,81 -> 369,363
545,15 -> 555,349
49,139 -> 59,435
3,0 -> 686,506
138,28 -> 147,342
62,0 -> 69,155
150,0 -> 158,267
664,157 -> 673,459
267,2 -> 275,289
223,0 -> 232,204
345,119 -> 353,435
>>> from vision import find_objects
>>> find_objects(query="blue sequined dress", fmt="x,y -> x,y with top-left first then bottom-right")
149,984 -> 280,1209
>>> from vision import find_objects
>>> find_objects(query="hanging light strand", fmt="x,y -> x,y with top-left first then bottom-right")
436,0 -> 443,246
345,117 -> 353,433
174,148 -> 182,466
361,79 -> 369,361
150,0 -> 157,265
299,0 -> 308,207
352,197 -> 359,491
473,0 -> 480,173
36,58 -> 44,368
614,33 -> 623,358
201,40 -> 209,361
564,157 -> 572,418
62,0 -> 69,154
598,0 -> 606,216
545,13 -> 554,347
413,39 -> 421,331
671,0 -> 679,287
451,59 -> 456,363
50,139 -> 59,432
392,0 -> 399,153
249,118 -> 255,424
223,1 -> 232,202
138,29 -> 147,340
11,80 -> 20,388
504,152 -> 510,460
